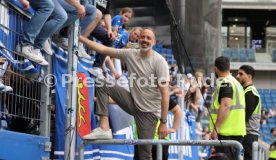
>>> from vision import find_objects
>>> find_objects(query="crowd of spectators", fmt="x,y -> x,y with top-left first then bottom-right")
169,66 -> 214,159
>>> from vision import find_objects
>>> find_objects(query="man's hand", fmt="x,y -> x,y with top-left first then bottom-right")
210,130 -> 218,140
20,0 -> 30,10
158,123 -> 168,139
125,42 -> 132,48
173,87 -> 185,98
113,73 -> 121,80
108,29 -> 116,41
77,5 -> 86,19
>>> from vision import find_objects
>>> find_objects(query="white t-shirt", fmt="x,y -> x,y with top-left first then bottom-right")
115,49 -> 170,117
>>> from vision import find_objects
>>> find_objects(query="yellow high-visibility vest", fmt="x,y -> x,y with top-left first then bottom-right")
210,75 -> 246,136
244,85 -> 261,116
270,150 -> 276,159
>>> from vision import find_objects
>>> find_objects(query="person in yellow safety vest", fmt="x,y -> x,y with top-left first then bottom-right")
236,65 -> 261,160
269,141 -> 276,160
134,97 -> 183,160
210,56 -> 246,160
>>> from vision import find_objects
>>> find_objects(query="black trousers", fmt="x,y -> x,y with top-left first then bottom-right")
242,134 -> 258,160
215,135 -> 243,160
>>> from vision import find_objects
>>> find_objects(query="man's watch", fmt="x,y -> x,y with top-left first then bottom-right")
160,118 -> 167,124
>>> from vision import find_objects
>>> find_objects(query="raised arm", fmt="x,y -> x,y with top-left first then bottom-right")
104,14 -> 115,40
79,35 -> 117,58
168,105 -> 183,133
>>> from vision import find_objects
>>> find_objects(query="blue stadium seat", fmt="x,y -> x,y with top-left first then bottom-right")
167,49 -> 173,55
231,48 -> 239,61
263,129 -> 271,135
155,48 -> 161,53
258,89 -> 264,94
268,118 -> 275,124
223,48 -> 231,59
264,138 -> 273,144
266,102 -> 273,108
239,48 -> 247,62
161,48 -> 167,54
265,97 -> 272,101
265,93 -> 271,98
156,43 -> 163,49
261,124 -> 269,130
248,48 -> 256,62
271,89 -> 276,94
264,89 -> 270,94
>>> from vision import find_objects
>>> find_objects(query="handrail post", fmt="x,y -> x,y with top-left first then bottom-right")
252,141 -> 258,160
176,73 -> 184,160
233,140 -> 244,160
156,144 -> 163,160
78,141 -> 85,160
258,146 -> 261,160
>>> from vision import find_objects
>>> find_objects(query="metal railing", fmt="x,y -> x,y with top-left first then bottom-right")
0,0 -> 51,136
78,139 -> 244,160
252,141 -> 269,160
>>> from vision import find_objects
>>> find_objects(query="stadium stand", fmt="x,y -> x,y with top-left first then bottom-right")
223,48 -> 257,62
153,44 -> 176,65
231,48 -> 239,62
239,48 -> 247,62
248,48 -> 256,62
258,89 -> 276,144
223,48 -> 231,59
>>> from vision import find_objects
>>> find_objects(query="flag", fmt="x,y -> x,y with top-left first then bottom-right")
52,44 -> 96,159
77,72 -> 92,138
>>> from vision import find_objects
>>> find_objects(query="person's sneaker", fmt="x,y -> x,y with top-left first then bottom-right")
0,57 -> 7,65
43,39 -> 53,55
0,81 -> 13,92
83,127 -> 112,140
1,85 -> 13,92
77,43 -> 91,59
16,44 -> 43,63
0,82 -> 5,90
33,49 -> 49,66
57,37 -> 68,49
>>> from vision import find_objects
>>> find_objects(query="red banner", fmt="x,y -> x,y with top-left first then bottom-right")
77,73 -> 91,138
